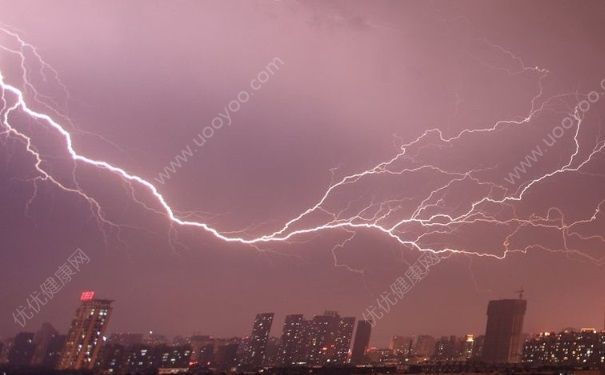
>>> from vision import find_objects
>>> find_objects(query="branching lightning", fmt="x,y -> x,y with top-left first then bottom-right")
1,27 -> 605,265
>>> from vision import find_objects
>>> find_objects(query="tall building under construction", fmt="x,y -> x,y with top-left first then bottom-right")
482,298 -> 527,363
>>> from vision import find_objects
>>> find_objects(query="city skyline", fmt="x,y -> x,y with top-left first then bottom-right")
6,291 -> 605,373
2,0 -> 605,357
6,290 -> 605,349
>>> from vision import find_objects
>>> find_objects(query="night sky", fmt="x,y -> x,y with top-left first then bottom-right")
1,0 -> 605,346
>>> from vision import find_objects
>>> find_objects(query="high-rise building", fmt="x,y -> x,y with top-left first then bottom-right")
306,311 -> 355,365
462,334 -> 475,360
8,332 -> 35,367
350,320 -> 372,364
278,314 -> 306,365
58,291 -> 113,370
335,317 -> 355,364
481,298 -> 527,363
241,313 -> 274,369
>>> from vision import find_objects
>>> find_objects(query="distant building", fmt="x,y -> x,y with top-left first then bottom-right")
58,291 -> 113,370
390,336 -> 413,356
109,333 -> 143,347
462,334 -> 475,360
143,331 -> 168,346
471,335 -> 484,359
335,317 -> 355,363
240,313 -> 274,369
214,340 -> 240,370
124,344 -> 158,373
32,323 -> 65,369
278,314 -> 306,365
307,311 -> 355,365
413,335 -> 436,359
365,347 -> 397,365
189,335 -> 214,366
95,343 -> 127,374
157,344 -> 192,369
350,320 -> 372,364
523,329 -> 605,366
481,298 -> 527,363
31,322 -> 66,368
433,336 -> 459,362
8,332 -> 35,367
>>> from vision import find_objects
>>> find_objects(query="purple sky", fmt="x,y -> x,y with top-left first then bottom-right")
1,0 -> 605,346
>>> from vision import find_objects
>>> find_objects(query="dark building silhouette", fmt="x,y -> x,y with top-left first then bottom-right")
472,335 -> 484,359
279,314 -> 306,365
413,335 -> 436,358
95,343 -> 127,374
214,340 -> 240,370
433,336 -> 460,362
109,333 -> 143,347
482,298 -> 527,363
58,291 -> 113,370
8,332 -> 35,367
241,313 -> 274,369
189,335 -> 214,366
350,320 -> 372,364
31,322 -> 63,367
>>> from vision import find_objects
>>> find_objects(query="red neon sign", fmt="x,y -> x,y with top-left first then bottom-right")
80,291 -> 95,301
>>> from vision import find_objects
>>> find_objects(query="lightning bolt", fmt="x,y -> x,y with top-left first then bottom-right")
2,27 -> 605,267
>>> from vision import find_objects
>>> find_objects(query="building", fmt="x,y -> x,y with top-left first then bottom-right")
413,335 -> 436,359
123,344 -> 159,373
240,313 -> 274,369
306,311 -> 356,365
8,332 -> 35,367
390,336 -> 413,356
365,347 -> 397,365
433,336 -> 460,362
31,323 -> 66,369
58,291 -> 113,370
109,333 -> 143,347
189,335 -> 214,366
471,335 -> 484,359
461,334 -> 475,360
334,317 -> 355,363
278,314 -> 306,365
481,298 -> 527,363
350,320 -> 372,364
214,340 -> 240,370
523,329 -> 605,366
